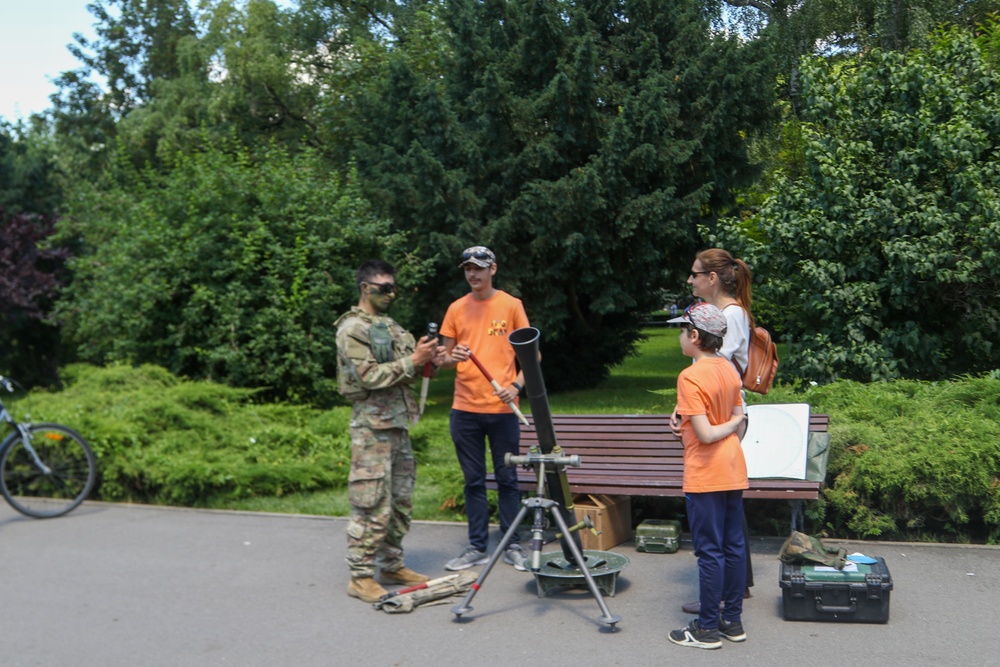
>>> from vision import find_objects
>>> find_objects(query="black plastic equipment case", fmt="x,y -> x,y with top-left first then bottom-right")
779,556 -> 892,623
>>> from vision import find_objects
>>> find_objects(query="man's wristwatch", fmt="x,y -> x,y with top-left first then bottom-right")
511,381 -> 523,395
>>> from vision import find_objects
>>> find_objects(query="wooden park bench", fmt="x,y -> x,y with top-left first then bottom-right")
486,412 -> 829,533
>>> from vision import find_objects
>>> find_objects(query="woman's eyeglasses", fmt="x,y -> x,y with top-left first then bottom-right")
689,271 -> 710,279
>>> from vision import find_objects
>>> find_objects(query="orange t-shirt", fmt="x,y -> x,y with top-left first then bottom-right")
675,356 -> 748,493
441,291 -> 529,413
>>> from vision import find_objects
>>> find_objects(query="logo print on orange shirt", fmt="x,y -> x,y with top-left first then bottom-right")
488,319 -> 508,336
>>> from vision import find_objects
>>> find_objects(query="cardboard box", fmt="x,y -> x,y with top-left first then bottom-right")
573,494 -> 632,550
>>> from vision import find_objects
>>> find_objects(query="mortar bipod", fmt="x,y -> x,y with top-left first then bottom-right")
450,451 -> 622,628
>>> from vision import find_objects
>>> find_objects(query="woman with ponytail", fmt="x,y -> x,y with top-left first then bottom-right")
673,248 -> 756,616
689,248 -> 755,373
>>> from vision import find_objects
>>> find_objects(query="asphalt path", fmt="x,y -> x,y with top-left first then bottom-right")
1,501 -> 998,666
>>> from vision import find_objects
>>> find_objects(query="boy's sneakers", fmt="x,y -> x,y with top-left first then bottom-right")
719,619 -> 747,642
668,619 -> 722,650
502,544 -> 529,571
445,546 -> 489,571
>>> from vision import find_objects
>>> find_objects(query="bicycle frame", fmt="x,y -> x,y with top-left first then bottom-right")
0,375 -> 97,519
0,395 -> 53,475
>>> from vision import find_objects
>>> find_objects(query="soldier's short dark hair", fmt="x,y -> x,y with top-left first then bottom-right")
356,259 -> 396,290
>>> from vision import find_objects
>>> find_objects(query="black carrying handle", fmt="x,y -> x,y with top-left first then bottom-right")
815,600 -> 857,614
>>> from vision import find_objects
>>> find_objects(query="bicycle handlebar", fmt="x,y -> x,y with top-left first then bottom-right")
0,376 -> 15,393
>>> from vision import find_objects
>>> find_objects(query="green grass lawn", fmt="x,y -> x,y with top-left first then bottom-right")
548,327 -> 685,413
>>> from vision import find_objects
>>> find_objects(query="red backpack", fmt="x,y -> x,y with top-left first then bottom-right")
735,326 -> 779,394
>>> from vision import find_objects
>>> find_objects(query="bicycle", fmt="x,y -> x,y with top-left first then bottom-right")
0,375 -> 96,518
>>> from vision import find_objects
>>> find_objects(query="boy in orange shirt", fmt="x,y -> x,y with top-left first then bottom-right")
668,302 -> 749,649
439,246 -> 530,572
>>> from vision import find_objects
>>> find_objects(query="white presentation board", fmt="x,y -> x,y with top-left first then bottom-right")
741,403 -> 810,479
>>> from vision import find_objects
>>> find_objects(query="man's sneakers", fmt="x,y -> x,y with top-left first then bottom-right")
379,567 -> 429,586
502,544 -> 529,571
668,619 -> 722,650
445,544 -> 531,571
445,546 -> 489,571
347,577 -> 388,603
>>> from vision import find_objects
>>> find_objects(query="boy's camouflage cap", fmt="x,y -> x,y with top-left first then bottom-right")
667,302 -> 728,337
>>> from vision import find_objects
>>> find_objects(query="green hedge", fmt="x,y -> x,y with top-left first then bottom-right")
9,364 -> 352,506
756,376 -> 1000,543
9,363 -> 1000,543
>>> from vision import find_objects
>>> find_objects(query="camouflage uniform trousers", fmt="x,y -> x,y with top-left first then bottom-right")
345,425 -> 416,579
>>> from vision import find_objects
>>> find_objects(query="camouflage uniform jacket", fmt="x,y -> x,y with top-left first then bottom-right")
335,306 -> 419,429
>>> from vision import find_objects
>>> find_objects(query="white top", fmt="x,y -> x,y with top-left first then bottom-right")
721,303 -> 750,372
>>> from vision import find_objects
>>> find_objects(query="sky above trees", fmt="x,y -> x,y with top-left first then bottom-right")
0,1 -> 98,122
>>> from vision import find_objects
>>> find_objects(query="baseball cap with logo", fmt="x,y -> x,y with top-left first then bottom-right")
458,246 -> 496,268
667,302 -> 728,337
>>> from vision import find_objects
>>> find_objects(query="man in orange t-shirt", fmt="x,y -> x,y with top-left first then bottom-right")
439,246 -> 530,572
668,302 -> 749,650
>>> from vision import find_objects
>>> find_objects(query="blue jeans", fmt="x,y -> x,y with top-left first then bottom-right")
687,490 -> 747,629
450,410 -> 522,551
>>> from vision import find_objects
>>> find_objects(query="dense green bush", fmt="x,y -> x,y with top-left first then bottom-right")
8,363 -> 353,506
5,362 -> 469,520
9,360 -> 1000,543
756,375 -> 1000,543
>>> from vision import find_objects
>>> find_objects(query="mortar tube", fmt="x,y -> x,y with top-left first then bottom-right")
508,326 -> 583,563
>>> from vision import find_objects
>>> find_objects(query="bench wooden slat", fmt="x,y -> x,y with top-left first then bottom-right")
485,411 -> 828,502
521,414 -> 830,428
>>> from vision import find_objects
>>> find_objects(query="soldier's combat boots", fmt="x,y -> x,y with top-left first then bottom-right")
347,577 -> 388,603
379,567 -> 429,586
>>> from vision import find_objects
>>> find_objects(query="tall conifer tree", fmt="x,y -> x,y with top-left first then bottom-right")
356,0 -> 774,388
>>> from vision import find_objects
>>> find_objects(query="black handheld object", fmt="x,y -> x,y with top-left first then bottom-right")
419,323 -> 440,382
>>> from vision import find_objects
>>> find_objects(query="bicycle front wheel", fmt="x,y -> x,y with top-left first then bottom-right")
0,423 -> 97,518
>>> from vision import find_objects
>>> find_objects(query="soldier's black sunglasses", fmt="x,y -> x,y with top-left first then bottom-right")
366,282 -> 397,295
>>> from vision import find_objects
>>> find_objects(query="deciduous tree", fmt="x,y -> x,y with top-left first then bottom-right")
715,23 -> 1000,382
0,208 -> 69,385
56,134 -> 408,405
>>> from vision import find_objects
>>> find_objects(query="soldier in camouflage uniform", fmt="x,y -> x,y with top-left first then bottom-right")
336,259 -> 445,603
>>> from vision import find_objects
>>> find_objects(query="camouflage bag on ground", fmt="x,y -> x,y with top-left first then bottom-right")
778,531 -> 848,570
373,571 -> 478,613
